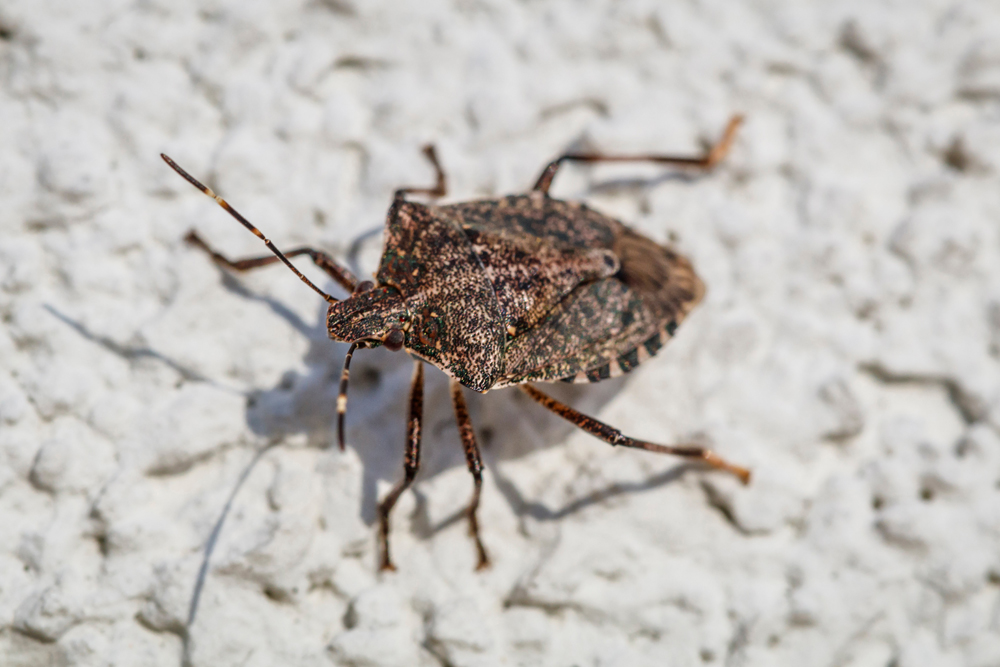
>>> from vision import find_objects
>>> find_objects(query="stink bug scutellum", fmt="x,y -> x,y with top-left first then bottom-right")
162,115 -> 750,571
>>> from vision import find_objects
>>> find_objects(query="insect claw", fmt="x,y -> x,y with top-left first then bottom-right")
713,456 -> 752,485
704,114 -> 744,168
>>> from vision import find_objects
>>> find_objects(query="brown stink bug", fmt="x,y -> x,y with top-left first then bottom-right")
161,115 -> 750,571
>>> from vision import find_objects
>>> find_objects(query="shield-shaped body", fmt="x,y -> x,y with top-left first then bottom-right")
377,191 -> 704,393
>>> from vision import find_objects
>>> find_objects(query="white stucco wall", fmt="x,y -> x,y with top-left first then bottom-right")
2,1 -> 1000,665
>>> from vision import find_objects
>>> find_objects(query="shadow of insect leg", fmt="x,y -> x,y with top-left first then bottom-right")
184,230 -> 359,294
532,114 -> 744,194
377,359 -> 424,571
394,144 -> 448,200
449,379 -> 491,571
519,384 -> 751,484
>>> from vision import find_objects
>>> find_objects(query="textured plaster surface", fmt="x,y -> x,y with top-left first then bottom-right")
2,1 -> 1000,665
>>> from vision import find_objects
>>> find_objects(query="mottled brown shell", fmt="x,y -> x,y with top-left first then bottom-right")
376,199 -> 505,392
368,191 -> 703,392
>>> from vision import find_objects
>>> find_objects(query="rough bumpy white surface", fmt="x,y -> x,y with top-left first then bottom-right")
2,1 -> 1000,665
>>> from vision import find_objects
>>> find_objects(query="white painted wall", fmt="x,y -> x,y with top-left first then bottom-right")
2,1 -> 1000,665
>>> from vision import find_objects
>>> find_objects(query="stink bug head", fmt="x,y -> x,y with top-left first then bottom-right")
326,283 -> 410,350
370,200 -> 506,393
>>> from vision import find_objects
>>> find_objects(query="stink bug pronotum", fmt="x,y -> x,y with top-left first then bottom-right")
161,115 -> 750,571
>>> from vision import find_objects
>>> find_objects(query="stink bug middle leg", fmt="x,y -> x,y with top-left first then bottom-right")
449,377 -> 490,571
394,144 -> 447,200
162,114 -> 751,572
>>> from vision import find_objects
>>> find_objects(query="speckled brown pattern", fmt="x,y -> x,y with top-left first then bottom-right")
376,198 -> 506,391
497,227 -> 704,387
433,194 -> 704,389
330,191 -> 704,393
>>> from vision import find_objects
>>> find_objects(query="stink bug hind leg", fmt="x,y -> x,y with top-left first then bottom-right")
532,114 -> 744,194
520,384 -> 751,484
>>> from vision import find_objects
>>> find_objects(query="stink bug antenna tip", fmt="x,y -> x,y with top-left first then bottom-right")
160,154 -> 337,304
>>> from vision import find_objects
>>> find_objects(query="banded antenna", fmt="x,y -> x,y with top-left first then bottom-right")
161,154 -> 337,304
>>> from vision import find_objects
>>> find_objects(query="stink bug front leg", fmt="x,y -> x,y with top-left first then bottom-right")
532,115 -> 743,194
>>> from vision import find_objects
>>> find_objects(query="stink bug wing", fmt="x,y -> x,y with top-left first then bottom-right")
378,201 -> 504,392
614,228 -> 704,323
454,226 -> 619,338
495,221 -> 705,388
436,195 -> 622,338
442,193 -> 619,250
498,277 -> 654,386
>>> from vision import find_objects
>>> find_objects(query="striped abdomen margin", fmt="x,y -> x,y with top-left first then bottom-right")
559,319 -> 679,385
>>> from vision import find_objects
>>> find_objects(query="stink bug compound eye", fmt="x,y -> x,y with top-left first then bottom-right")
161,116 -> 750,572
